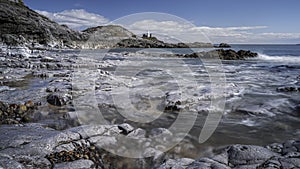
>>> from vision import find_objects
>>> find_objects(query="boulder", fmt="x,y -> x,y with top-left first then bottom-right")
46,93 -> 72,106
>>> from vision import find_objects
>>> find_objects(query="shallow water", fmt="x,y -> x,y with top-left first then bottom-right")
1,45 -> 299,159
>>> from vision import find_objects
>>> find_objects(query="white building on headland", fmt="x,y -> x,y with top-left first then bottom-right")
147,31 -> 151,38
143,31 -> 152,38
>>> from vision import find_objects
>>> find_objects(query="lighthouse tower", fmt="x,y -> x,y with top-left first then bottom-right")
147,31 -> 151,38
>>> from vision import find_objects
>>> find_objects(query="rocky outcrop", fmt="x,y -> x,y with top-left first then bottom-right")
81,25 -> 135,49
159,140 -> 300,169
0,0 -> 88,48
215,43 -> 231,48
182,49 -> 258,60
116,39 -> 215,48
0,123 -> 299,169
116,38 -> 176,48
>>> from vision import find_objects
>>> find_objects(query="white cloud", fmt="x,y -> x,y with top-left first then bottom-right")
35,9 -> 300,43
36,9 -> 109,30
125,19 -> 300,43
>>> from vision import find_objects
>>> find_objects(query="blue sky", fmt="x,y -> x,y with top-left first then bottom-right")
24,0 -> 300,44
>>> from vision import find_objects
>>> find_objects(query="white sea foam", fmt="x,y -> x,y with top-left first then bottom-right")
258,53 -> 300,63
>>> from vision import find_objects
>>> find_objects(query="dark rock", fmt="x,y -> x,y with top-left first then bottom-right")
277,86 -> 300,92
0,100 -> 36,124
46,93 -> 72,106
227,144 -> 279,166
217,43 -> 231,48
282,140 -> 299,155
0,0 -> 88,47
164,91 -> 182,111
183,49 -> 258,60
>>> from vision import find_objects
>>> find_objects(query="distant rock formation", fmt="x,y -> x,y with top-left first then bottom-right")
215,43 -> 231,48
81,25 -> 135,49
180,49 -> 258,60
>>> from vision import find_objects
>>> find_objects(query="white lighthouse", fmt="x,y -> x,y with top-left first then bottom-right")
147,31 -> 151,38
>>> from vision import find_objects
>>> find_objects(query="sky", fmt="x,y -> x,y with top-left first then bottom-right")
24,0 -> 300,44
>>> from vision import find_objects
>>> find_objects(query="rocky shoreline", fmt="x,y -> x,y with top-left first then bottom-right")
0,48 -> 299,169
0,123 -> 299,169
0,1 -> 299,169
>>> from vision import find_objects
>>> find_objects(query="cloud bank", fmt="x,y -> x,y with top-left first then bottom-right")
36,9 -> 109,30
36,10 -> 300,43
128,19 -> 300,43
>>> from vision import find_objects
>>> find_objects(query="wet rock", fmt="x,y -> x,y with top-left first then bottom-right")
46,141 -> 102,167
257,156 -> 300,169
127,128 -> 146,138
40,57 -> 59,63
0,100 -> 36,124
118,123 -> 134,135
53,159 -> 94,169
158,158 -> 194,169
282,140 -> 299,155
46,93 -> 72,106
187,158 -> 230,169
164,91 -> 182,111
227,144 -> 279,166
277,86 -> 300,92
149,128 -> 173,138
0,156 -> 25,169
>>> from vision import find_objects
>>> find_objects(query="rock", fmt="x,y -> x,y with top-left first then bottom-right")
67,125 -> 111,139
164,91 -> 182,111
227,144 -> 279,166
0,0 -> 88,48
0,123 -> 299,169
158,158 -> 195,169
182,49 -> 258,60
149,128 -> 173,138
217,43 -> 231,48
186,158 -> 230,169
282,140 -> 299,155
0,100 -> 36,124
46,93 -> 72,106
257,156 -> 300,169
277,86 -> 300,92
127,128 -> 146,138
0,157 -> 25,169
118,123 -> 134,135
53,159 -> 94,169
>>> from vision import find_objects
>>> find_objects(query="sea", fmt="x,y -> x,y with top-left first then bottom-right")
102,44 -> 300,157
1,44 -> 299,158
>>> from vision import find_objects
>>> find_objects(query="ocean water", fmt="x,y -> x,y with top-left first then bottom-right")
1,45 -> 299,158
100,45 -> 300,157
189,45 -> 300,156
